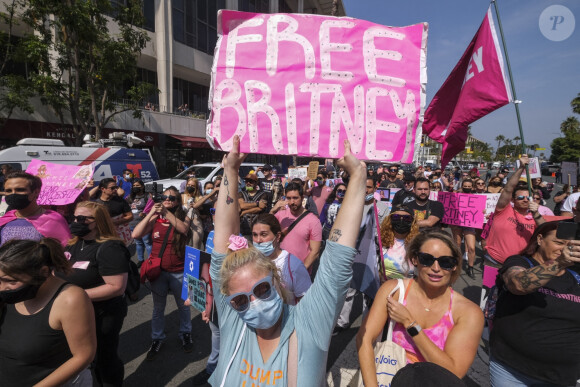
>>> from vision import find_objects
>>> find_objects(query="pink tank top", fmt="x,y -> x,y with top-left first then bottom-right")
392,280 -> 455,363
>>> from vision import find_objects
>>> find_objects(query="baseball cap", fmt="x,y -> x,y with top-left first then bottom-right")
244,173 -> 258,182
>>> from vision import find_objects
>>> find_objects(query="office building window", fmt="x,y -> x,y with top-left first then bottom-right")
173,78 -> 209,116
173,0 -> 225,54
239,0 -> 270,13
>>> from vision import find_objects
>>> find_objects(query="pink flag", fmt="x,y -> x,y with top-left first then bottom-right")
423,7 -> 511,167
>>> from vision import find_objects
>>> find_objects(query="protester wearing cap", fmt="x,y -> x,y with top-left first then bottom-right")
238,173 -> 269,237
378,204 -> 419,281
258,164 -> 276,196
392,173 -> 417,207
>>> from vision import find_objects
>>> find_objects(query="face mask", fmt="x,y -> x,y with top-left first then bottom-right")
392,219 -> 412,234
238,289 -> 283,330
365,193 -> 374,202
205,189 -> 213,195
254,240 -> 275,256
124,174 -> 132,179
246,186 -> 254,192
463,188 -> 472,193
0,282 -> 44,304
69,222 -> 92,237
186,186 -> 196,194
336,190 -> 345,199
5,193 -> 32,210
132,187 -> 143,194
491,181 -> 500,186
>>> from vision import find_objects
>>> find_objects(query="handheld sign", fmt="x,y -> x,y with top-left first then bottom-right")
26,160 -> 94,205
562,161 -> 577,186
288,167 -> 308,181
516,157 -> 541,179
181,246 -> 212,313
484,193 -> 500,223
307,161 -> 319,180
207,10 -> 428,162
437,191 -> 486,229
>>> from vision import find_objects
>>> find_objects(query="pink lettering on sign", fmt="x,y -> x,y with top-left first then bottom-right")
437,191 -> 486,229
26,160 -> 94,206
207,10 -> 428,162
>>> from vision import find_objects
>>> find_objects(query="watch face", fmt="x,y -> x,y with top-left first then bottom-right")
407,326 -> 420,337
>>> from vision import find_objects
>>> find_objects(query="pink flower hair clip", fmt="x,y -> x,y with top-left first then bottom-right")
228,235 -> 248,251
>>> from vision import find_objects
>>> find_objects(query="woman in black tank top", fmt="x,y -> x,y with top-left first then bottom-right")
0,238 -> 96,386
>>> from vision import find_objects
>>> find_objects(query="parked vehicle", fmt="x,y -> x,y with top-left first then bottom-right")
0,134 -> 159,183
148,162 -> 264,192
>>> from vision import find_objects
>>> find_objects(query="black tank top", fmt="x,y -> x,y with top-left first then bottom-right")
0,282 -> 73,386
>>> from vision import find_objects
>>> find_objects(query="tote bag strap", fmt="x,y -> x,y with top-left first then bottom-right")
220,325 -> 247,387
386,278 -> 405,343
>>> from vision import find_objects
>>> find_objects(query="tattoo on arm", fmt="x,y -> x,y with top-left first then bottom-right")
223,175 -> 234,205
329,229 -> 342,242
507,263 -> 560,293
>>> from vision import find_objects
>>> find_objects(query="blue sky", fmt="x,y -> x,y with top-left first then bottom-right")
343,0 -> 580,157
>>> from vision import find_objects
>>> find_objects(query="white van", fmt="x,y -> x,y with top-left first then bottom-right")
492,161 -> 501,169
149,162 -> 264,192
0,136 -> 159,182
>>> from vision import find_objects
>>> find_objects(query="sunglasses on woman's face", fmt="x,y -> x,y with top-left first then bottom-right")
161,194 -> 177,202
227,275 -> 273,312
391,214 -> 413,222
416,252 -> 457,271
337,189 -> 346,194
72,215 -> 95,223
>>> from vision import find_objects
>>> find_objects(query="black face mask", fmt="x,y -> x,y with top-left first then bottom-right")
463,188 -> 472,193
392,220 -> 413,234
186,186 -> 196,194
69,222 -> 92,237
132,187 -> 143,194
490,181 -> 501,187
5,193 -> 32,210
0,282 -> 43,304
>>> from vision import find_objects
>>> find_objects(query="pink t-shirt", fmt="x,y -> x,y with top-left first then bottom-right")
275,208 -> 322,263
310,185 -> 333,215
485,205 -> 536,264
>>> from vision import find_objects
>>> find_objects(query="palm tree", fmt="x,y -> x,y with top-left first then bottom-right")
504,139 -> 513,159
495,135 -> 505,159
513,136 -> 521,153
572,92 -> 580,115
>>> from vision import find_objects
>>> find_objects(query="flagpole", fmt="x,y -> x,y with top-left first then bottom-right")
491,0 -> 533,194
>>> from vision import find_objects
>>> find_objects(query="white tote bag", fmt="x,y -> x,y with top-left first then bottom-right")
355,278 -> 407,387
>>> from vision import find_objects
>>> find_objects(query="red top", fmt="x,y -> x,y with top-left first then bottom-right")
150,220 -> 184,272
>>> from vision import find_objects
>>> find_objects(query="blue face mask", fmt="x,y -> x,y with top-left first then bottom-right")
365,193 -> 374,202
238,289 -> 283,330
254,240 -> 276,257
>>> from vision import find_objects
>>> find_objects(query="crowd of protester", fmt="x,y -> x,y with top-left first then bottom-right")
0,149 -> 579,387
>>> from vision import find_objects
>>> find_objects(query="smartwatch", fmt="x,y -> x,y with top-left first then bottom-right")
407,323 -> 422,337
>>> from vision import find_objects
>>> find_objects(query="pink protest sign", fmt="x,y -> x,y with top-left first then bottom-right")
437,191 -> 486,228
26,160 -> 94,205
207,11 -> 428,162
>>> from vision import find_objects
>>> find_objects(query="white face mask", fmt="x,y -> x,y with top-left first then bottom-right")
205,188 -> 213,195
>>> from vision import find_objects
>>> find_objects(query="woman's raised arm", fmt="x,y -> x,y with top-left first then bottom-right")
326,140 -> 366,248
213,136 -> 247,254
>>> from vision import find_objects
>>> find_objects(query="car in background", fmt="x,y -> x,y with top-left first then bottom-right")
147,162 -> 264,192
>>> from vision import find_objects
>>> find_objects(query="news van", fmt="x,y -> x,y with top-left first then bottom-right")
0,133 -> 159,183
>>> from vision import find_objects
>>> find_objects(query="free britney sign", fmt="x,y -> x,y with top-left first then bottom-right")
207,11 -> 428,162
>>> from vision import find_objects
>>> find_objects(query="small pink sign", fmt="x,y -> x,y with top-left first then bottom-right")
207,10 -> 428,162
26,160 -> 94,205
437,191 -> 486,229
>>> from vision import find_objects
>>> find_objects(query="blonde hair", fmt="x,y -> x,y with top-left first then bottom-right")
183,177 -> 201,201
68,201 -> 121,245
220,247 -> 289,303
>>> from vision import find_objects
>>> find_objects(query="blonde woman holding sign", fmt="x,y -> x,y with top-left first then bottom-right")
209,136 -> 366,386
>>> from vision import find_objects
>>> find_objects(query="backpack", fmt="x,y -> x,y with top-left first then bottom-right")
96,240 -> 140,299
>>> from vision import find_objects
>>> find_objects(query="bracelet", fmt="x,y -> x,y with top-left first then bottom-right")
406,320 -> 417,329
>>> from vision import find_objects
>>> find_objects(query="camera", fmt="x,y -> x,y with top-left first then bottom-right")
145,182 -> 164,203
556,221 -> 580,240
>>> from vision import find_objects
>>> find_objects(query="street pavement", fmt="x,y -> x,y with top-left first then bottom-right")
118,171 -> 561,387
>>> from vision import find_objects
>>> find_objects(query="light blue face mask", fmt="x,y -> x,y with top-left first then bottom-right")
365,193 -> 374,202
254,240 -> 275,257
238,289 -> 283,330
